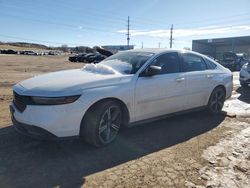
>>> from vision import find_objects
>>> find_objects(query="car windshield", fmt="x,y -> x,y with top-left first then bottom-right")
99,51 -> 154,74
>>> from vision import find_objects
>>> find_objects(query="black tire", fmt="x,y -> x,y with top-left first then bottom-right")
81,100 -> 122,147
207,87 -> 226,114
240,81 -> 248,88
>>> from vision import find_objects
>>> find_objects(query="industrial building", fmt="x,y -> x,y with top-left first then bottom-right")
192,36 -> 250,59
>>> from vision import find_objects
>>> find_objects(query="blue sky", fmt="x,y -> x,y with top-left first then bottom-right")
0,0 -> 250,49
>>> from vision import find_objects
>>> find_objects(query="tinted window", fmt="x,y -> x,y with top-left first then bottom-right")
182,53 -> 207,72
151,52 -> 180,74
204,58 -> 217,69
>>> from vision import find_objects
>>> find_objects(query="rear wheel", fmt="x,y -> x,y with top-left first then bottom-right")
81,100 -> 122,147
207,87 -> 226,114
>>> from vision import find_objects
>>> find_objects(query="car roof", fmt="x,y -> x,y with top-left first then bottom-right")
125,48 -> 204,56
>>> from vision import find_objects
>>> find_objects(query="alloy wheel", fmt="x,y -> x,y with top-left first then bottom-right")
210,89 -> 225,113
98,105 -> 121,144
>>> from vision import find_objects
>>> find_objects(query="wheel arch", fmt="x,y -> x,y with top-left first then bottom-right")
214,84 -> 226,94
79,97 -> 130,136
207,84 -> 226,105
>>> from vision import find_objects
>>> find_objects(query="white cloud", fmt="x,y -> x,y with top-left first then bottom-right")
117,25 -> 250,38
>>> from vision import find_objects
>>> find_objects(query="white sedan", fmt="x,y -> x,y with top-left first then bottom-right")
10,49 -> 233,147
239,62 -> 250,87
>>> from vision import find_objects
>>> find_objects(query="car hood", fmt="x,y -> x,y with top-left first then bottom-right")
14,69 -> 133,97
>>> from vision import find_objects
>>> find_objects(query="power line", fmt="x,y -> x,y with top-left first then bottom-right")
8,0 -> 250,28
3,2 -> 250,30
3,10 -> 250,36
0,12 -> 123,34
2,2 -> 250,33
1,4 -> 127,27
174,18 -> 250,30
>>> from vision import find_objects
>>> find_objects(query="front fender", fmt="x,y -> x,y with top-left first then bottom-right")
79,83 -> 134,122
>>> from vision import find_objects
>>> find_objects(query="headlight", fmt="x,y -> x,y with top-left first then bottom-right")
31,95 -> 81,105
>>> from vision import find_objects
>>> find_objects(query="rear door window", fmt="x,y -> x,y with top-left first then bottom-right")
204,58 -> 217,69
182,53 -> 207,72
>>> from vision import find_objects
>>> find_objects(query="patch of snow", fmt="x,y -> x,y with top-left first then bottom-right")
223,85 -> 250,117
223,99 -> 250,117
233,79 -> 240,86
233,72 -> 240,87
83,63 -> 117,75
186,126 -> 250,188
100,59 -> 133,74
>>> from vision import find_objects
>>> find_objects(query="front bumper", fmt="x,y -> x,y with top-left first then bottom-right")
9,95 -> 87,138
10,105 -> 78,140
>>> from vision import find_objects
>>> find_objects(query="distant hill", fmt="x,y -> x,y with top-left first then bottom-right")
0,42 -> 49,49
0,41 -> 93,53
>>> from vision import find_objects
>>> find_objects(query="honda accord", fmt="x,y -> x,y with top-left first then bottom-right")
10,49 -> 233,147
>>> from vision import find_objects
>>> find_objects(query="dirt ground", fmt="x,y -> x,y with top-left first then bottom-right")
0,55 -> 249,188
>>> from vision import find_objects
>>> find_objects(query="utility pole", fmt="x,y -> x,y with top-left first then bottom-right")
170,24 -> 173,48
127,16 -> 130,47
141,41 -> 144,49
158,42 -> 161,48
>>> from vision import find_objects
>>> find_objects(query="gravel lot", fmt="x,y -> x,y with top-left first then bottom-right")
0,55 -> 249,188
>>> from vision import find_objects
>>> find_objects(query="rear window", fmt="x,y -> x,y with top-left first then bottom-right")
204,57 -> 217,69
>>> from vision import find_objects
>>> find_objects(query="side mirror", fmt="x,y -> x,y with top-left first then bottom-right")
140,65 -> 162,77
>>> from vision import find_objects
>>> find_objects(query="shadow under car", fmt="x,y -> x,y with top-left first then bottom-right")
0,111 -> 225,188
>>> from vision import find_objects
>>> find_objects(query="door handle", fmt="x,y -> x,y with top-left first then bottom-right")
207,74 -> 214,79
175,77 -> 185,82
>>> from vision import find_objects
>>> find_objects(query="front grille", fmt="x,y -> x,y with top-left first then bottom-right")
13,92 -> 28,112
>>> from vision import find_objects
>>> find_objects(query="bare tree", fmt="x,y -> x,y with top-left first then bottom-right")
61,44 -> 69,52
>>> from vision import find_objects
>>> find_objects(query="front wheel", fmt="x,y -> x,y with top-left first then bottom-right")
81,100 -> 122,147
207,87 -> 226,114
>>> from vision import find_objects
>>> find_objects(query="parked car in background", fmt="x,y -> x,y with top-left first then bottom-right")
69,47 -> 113,63
95,46 -> 113,57
239,62 -> 250,87
236,53 -> 249,67
68,53 -> 87,62
48,51 -> 58,55
205,55 -> 219,62
219,52 -> 249,71
10,49 -> 233,147
20,50 -> 37,55
84,53 -> 96,62
0,49 -> 18,54
88,54 -> 107,63
69,53 -> 106,63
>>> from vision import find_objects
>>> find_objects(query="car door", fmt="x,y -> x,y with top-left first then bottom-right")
181,53 -> 214,109
134,52 -> 187,121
